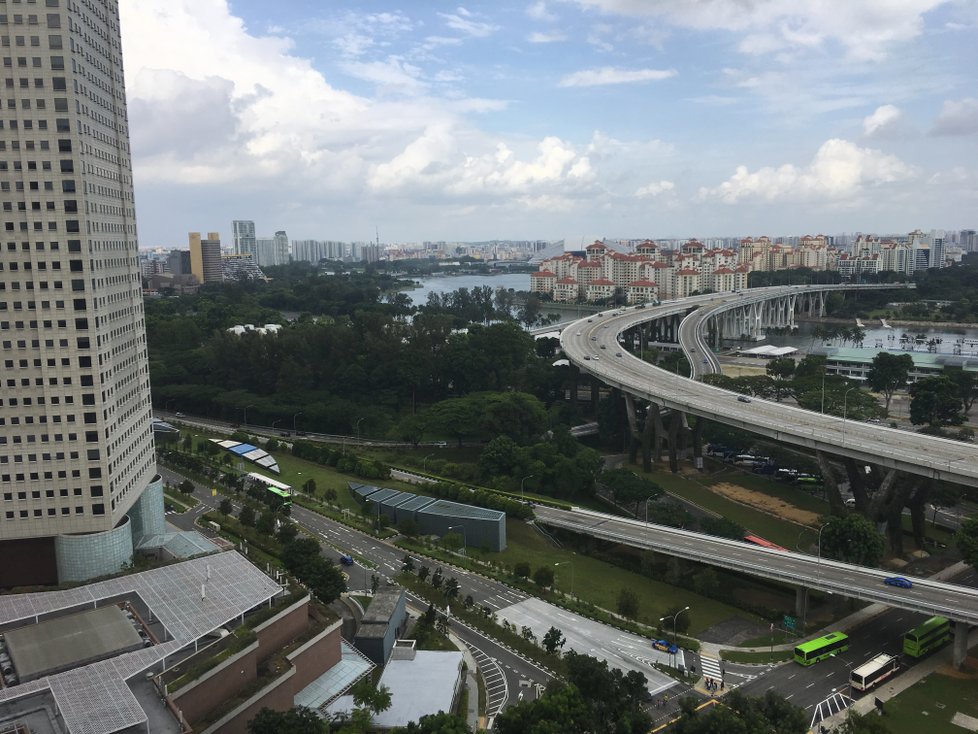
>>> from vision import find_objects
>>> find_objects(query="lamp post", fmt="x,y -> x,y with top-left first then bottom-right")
293,411 -> 303,432
553,561 -> 574,598
354,417 -> 365,446
447,524 -> 467,555
820,371 -> 826,414
243,404 -> 255,426
660,605 -> 690,639
645,496 -> 655,525
842,386 -> 857,441
520,475 -> 535,502
271,419 -> 282,431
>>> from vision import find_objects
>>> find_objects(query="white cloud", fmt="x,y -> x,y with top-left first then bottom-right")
862,104 -> 902,137
931,98 -> 978,135
569,0 -> 945,60
635,180 -> 675,197
438,7 -> 499,37
699,139 -> 915,203
559,67 -> 677,87
526,1 -> 558,22
340,58 -> 427,95
528,31 -> 567,43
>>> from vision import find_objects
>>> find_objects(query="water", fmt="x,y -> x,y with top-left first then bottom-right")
405,273 -> 530,306
765,320 -> 978,357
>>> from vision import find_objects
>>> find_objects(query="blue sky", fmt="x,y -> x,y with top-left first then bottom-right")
119,1 -> 978,247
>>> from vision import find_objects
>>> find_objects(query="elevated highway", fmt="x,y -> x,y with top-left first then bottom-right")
533,504 -> 978,627
559,285 -> 978,488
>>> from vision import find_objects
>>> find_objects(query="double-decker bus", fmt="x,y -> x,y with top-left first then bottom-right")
246,472 -> 293,508
793,631 -> 849,666
850,654 -> 899,692
903,616 -> 952,658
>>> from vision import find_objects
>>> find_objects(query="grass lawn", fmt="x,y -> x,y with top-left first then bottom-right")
163,491 -> 196,513
622,463 -> 811,549
495,520 -> 760,635
884,669 -> 978,734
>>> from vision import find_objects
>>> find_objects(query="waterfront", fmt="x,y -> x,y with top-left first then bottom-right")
405,272 -> 530,306
765,320 -> 978,357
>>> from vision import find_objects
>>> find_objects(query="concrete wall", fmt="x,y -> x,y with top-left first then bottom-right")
172,642 -> 259,726
253,596 -> 309,663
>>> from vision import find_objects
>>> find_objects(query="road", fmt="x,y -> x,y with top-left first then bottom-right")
559,285 -> 978,488
532,505 -> 978,626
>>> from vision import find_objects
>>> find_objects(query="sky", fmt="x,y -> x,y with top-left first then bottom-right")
118,0 -> 978,247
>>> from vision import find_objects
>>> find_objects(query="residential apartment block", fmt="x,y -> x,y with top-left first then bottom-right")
0,0 -> 163,585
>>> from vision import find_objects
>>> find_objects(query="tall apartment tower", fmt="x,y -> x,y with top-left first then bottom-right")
189,231 -> 224,284
232,219 -> 257,258
0,0 -> 163,586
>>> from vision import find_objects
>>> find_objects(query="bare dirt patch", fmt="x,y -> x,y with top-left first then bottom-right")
938,658 -> 978,680
709,482 -> 821,527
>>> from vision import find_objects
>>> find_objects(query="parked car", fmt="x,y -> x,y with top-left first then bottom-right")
884,576 -> 912,589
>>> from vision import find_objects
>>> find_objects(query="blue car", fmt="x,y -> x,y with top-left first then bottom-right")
884,576 -> 912,589
652,639 -> 679,654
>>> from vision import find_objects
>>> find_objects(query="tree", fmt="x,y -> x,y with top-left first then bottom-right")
277,521 -> 299,545
248,706 -> 326,734
532,566 -> 555,588
836,710 -> 893,734
957,517 -> 978,572
401,554 -> 415,573
418,565 -> 431,583
699,516 -> 745,540
513,561 -> 531,580
431,567 -> 444,589
256,511 -> 276,536
239,505 -> 256,527
443,577 -> 460,600
819,514 -> 885,567
617,588 -> 639,619
542,626 -> 566,655
399,712 -> 471,734
281,536 -> 347,604
179,479 -> 195,496
766,357 -> 796,402
302,478 -> 317,496
866,352 -> 913,415
910,376 -> 964,427
946,367 -> 977,416
218,498 -> 233,516
351,678 -> 392,726
661,605 -> 692,634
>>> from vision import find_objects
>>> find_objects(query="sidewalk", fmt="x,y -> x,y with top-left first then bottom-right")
447,630 -> 483,732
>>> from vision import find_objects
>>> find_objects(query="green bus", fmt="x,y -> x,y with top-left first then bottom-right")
266,486 -> 292,508
793,631 -> 849,666
903,616 -> 951,658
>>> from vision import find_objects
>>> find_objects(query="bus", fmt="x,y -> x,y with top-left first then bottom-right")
246,472 -> 294,508
793,631 -> 849,666
265,486 -> 292,508
903,616 -> 952,658
850,654 -> 899,692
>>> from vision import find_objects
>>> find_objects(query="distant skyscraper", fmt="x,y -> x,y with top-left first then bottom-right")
189,232 -> 224,284
273,230 -> 290,265
961,229 -> 977,253
0,0 -> 163,585
232,220 -> 257,258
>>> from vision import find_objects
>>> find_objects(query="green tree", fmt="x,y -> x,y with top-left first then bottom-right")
946,367 -> 977,416
542,626 -> 565,655
256,511 -> 276,536
699,516 -> 745,540
302,478 -> 317,496
766,357 -> 796,402
218,498 -> 233,516
248,706 -> 326,734
418,565 -> 431,583
819,515 -> 885,567
239,505 -> 256,527
956,517 -> 978,572
179,479 -> 195,496
281,536 -> 346,604
617,588 -> 639,620
513,561 -> 531,580
533,566 -> 555,588
277,521 -> 298,545
836,710 -> 892,734
443,577 -> 461,600
910,376 -> 964,427
401,555 -> 415,573
351,678 -> 393,726
866,352 -> 913,415
398,712 -> 471,734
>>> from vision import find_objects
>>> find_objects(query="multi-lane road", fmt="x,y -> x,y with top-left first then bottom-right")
559,285 -> 978,487
533,505 -> 978,626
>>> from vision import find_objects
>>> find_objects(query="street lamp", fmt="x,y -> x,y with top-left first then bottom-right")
271,419 -> 282,431
842,386 -> 857,441
293,411 -> 303,432
659,605 -> 690,638
243,404 -> 255,426
354,417 -> 365,446
520,474 -> 535,502
553,561 -> 574,598
447,524 -> 467,555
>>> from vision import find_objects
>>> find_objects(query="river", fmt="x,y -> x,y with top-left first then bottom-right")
405,273 -> 530,306
766,320 -> 978,357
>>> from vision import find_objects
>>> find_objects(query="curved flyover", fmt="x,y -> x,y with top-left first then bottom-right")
560,285 -> 978,488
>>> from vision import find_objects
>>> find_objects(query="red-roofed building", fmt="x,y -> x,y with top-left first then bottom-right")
626,279 -> 658,304
554,276 -> 579,302
585,277 -> 616,301
530,270 -> 557,293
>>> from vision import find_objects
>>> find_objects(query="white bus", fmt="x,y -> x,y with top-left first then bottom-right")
850,654 -> 899,692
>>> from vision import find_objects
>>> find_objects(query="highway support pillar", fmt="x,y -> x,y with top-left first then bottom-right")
953,623 -> 971,669
691,419 -> 703,471
590,376 -> 600,412
667,411 -> 682,473
641,402 -> 656,472
795,586 -> 809,620
624,393 -> 640,464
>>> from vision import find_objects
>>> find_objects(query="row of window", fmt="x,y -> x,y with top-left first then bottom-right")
4,504 -> 104,519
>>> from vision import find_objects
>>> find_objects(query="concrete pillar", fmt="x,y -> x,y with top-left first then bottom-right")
795,586 -> 809,619
691,419 -> 704,471
953,622 -> 971,669
590,376 -> 600,409
667,411 -> 681,473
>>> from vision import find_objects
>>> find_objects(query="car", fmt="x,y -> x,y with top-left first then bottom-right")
652,639 -> 679,654
576,331 -> 582,336
174,411 -> 185,418
584,355 -> 591,360
702,358 -> 709,364
600,344 -> 606,349
737,395 -> 752,403
690,347 -> 696,352
592,355 -> 600,361
616,351 -> 622,357
884,576 -> 912,589
339,554 -> 355,566
587,318 -> 593,322
591,336 -> 597,341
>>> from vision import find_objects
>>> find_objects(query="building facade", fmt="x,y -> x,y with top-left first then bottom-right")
189,231 -> 224,284
0,0 -> 162,585
231,219 -> 256,259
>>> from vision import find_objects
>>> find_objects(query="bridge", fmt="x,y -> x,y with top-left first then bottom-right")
559,284 -> 978,488
534,504 -> 978,666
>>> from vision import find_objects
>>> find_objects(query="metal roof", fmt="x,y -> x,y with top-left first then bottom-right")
395,495 -> 437,512
417,499 -> 505,521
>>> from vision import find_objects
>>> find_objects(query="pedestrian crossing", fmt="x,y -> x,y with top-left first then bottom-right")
700,655 -> 723,682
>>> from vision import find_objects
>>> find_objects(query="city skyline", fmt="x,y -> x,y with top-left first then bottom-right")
120,1 -> 976,247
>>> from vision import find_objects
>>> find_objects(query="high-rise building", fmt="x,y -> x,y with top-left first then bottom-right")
189,231 -> 224,283
273,230 -> 289,265
232,219 -> 257,258
0,0 -> 163,585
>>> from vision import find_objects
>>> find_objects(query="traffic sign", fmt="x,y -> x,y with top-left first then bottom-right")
783,615 -> 796,631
